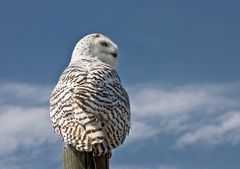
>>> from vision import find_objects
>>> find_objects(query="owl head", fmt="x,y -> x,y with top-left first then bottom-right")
70,33 -> 118,68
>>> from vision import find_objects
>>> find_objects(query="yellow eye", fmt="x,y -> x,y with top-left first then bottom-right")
100,41 -> 108,47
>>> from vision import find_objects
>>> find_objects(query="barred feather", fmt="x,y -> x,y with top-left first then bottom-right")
50,56 -> 130,156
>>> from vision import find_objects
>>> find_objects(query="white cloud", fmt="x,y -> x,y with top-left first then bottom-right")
176,111 -> 240,147
0,106 -> 56,156
0,81 -> 240,169
125,121 -> 159,144
0,82 -> 52,105
127,83 -> 240,147
129,83 -> 239,117
0,83 -> 57,157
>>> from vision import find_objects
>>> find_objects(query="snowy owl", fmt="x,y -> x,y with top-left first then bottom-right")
50,33 -> 131,156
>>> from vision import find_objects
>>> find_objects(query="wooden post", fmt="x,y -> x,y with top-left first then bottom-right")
62,145 -> 109,169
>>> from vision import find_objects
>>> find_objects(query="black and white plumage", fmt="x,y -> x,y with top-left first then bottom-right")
50,33 -> 130,156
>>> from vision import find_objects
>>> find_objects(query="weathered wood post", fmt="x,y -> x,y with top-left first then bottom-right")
62,145 -> 109,169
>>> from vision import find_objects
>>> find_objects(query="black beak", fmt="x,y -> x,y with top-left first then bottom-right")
111,52 -> 117,58
111,49 -> 118,58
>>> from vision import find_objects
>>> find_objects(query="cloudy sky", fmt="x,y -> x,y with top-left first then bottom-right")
0,0 -> 240,169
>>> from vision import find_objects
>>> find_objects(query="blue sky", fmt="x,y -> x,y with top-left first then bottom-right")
0,0 -> 240,169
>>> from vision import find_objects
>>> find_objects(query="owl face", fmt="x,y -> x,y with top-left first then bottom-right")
71,33 -> 118,68
90,34 -> 118,68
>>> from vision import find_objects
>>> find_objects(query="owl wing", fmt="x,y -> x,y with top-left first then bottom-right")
50,62 -> 130,155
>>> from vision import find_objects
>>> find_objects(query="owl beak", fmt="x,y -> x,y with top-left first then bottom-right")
111,49 -> 118,58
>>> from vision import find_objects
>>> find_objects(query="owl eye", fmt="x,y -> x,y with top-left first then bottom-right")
100,41 -> 108,47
